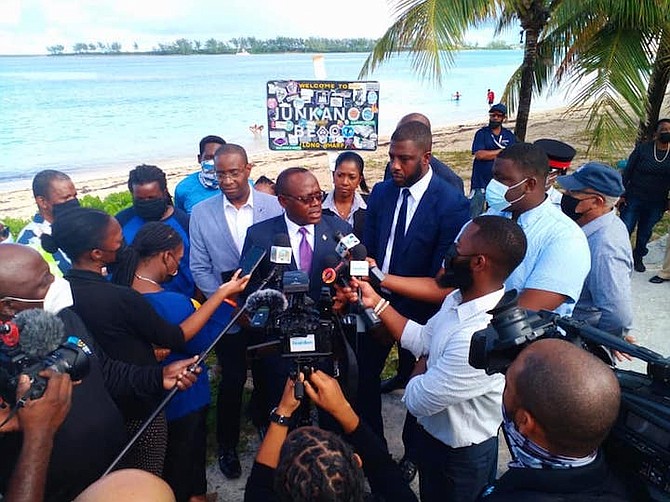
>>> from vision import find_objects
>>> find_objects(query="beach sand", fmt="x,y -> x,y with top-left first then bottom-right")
0,106 -> 625,221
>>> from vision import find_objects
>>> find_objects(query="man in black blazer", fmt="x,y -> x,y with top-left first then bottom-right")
362,120 -> 470,476
241,167 -> 353,420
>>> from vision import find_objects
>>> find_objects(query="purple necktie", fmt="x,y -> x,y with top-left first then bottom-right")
299,227 -> 313,273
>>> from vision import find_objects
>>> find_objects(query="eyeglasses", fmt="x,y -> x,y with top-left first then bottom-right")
215,170 -> 244,181
282,191 -> 326,205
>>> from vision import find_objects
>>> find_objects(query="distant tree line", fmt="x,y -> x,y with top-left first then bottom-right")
46,37 -> 517,57
46,37 -> 380,56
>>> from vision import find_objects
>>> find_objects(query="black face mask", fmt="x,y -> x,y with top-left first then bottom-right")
104,243 -> 132,276
489,120 -> 503,129
659,132 -> 670,144
560,194 -> 582,221
438,245 -> 474,291
52,198 -> 80,220
134,198 -> 167,221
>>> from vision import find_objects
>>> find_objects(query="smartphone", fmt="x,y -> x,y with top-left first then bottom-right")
239,245 -> 267,277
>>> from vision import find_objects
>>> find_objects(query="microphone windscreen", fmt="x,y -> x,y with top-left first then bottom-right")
273,233 -> 291,247
15,309 -> 66,358
245,289 -> 288,315
350,243 -> 367,260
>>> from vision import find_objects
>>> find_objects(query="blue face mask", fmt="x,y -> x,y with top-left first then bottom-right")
199,160 -> 218,189
485,177 -> 528,212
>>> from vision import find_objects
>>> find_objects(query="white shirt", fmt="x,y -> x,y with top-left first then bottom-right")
401,288 -> 506,448
223,189 -> 254,253
381,168 -> 433,273
284,214 -> 314,270
322,190 -> 367,226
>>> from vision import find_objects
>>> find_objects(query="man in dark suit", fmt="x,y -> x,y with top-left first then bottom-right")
362,120 -> 470,478
383,113 -> 464,194
241,167 -> 352,417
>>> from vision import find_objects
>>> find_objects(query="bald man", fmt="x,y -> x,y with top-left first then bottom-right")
480,338 -> 634,501
383,112 -> 464,193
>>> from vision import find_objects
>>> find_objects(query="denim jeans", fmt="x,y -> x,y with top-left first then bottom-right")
619,196 -> 666,259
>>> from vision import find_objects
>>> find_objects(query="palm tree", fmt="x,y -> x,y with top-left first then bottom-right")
360,0 -> 670,151
542,0 -> 670,154
359,0 -> 556,141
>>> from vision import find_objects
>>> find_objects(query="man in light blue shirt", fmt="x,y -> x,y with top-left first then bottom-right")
174,135 -> 226,214
485,143 -> 590,317
557,162 -> 633,336
352,215 -> 528,502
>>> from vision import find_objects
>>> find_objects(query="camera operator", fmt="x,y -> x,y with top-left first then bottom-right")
0,371 -> 72,502
0,244 -> 199,501
348,215 -> 527,501
479,338 -> 635,501
244,370 -> 417,502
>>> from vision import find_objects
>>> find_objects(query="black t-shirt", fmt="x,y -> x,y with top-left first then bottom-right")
623,142 -> 670,202
65,269 -> 185,417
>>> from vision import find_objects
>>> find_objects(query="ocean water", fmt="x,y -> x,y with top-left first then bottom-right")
0,51 -> 572,188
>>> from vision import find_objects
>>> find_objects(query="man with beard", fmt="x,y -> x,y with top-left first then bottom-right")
361,120 -> 470,480
18,169 -> 80,276
351,215 -> 528,501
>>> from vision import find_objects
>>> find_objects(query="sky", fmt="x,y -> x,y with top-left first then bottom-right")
0,0 -> 516,55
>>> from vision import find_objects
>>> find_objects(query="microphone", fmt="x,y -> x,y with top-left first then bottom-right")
321,254 -> 349,285
348,243 -> 369,278
349,243 -> 385,289
270,233 -> 292,265
333,231 -> 360,258
15,309 -> 66,358
245,289 -> 289,328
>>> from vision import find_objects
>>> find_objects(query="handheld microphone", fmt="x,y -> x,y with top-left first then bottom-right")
348,244 -> 369,278
349,242 -> 385,289
270,233 -> 292,265
321,254 -> 349,285
333,231 -> 360,258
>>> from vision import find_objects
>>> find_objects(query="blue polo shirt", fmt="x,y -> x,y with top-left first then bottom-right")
174,172 -> 220,215
471,126 -> 516,189
486,197 -> 591,316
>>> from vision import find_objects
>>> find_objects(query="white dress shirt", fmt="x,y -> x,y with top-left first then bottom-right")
284,214 -> 314,270
381,167 -> 433,273
223,189 -> 254,253
401,287 -> 506,448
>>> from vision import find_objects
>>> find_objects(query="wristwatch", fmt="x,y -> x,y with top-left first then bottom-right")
269,407 -> 291,426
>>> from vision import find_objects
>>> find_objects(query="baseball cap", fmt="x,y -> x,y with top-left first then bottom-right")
557,162 -> 624,197
488,103 -> 507,115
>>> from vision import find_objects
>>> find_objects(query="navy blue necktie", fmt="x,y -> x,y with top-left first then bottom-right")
389,188 -> 410,273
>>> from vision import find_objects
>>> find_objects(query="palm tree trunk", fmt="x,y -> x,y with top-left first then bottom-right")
637,27 -> 670,144
515,28 -> 539,141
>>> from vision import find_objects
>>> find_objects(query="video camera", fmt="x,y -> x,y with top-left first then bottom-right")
0,313 -> 91,406
469,290 -> 670,501
248,270 -> 358,402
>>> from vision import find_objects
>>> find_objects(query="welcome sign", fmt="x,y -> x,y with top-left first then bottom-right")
266,80 -> 380,151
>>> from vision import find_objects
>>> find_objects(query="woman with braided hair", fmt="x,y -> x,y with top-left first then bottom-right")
244,370 -> 417,502
42,207 -> 249,477
115,221 -> 250,501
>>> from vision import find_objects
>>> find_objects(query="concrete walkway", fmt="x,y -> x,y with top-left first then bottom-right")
207,235 -> 670,501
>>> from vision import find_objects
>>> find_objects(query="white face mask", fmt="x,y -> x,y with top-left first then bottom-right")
485,177 -> 528,212
43,276 -> 74,314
